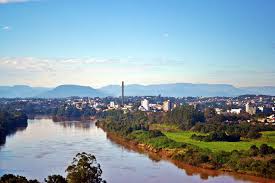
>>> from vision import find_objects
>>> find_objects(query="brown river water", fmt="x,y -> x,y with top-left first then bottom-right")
0,119 -> 273,183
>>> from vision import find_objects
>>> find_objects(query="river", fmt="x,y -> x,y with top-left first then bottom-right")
0,119 -> 271,183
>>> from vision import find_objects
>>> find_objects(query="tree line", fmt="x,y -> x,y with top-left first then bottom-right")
0,109 -> 28,145
96,106 -> 275,178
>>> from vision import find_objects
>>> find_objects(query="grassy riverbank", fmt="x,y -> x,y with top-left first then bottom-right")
97,120 -> 275,179
96,108 -> 275,179
165,130 -> 275,152
151,123 -> 275,152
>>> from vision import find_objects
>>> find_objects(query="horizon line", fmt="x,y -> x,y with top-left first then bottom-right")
1,82 -> 275,89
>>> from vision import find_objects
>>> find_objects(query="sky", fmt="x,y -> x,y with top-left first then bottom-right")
0,0 -> 275,88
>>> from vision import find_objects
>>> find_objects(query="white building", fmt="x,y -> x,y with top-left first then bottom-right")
267,114 -> 275,123
110,101 -> 115,108
245,102 -> 257,115
163,100 -> 172,112
215,108 -> 222,115
230,108 -> 242,114
258,106 -> 265,113
140,99 -> 149,111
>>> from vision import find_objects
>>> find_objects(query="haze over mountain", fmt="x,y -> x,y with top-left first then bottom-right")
100,83 -> 247,97
0,83 -> 275,98
0,85 -> 50,98
240,87 -> 275,96
37,85 -> 106,98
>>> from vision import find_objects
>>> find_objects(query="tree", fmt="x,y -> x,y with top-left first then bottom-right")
45,175 -> 67,183
249,145 -> 259,156
0,174 -> 39,183
165,105 -> 205,130
204,108 -> 216,120
66,152 -> 106,183
259,144 -> 274,155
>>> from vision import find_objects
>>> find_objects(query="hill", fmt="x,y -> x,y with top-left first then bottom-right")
38,85 -> 106,98
0,83 -> 275,98
0,85 -> 50,98
240,86 -> 275,96
100,83 -> 246,97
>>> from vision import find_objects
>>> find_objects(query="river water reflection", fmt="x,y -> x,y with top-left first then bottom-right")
0,119 -> 272,183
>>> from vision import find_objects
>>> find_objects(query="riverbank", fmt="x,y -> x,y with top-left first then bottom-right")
96,120 -> 275,180
105,131 -> 275,183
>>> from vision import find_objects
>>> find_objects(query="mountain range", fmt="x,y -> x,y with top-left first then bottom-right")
0,83 -> 275,98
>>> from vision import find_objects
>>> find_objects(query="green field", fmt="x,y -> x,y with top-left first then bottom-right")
164,131 -> 275,152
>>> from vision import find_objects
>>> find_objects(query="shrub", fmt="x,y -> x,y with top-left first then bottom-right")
249,145 -> 259,156
259,144 -> 274,155
246,130 -> 262,139
148,130 -> 164,138
191,132 -> 240,142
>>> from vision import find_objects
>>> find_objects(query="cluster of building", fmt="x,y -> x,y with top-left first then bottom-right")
68,98 -> 102,111
1,82 -> 275,124
138,99 -> 174,112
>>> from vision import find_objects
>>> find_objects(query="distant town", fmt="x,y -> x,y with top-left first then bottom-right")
1,82 -> 275,125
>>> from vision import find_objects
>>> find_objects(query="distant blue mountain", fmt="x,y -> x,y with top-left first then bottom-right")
38,85 -> 106,98
0,85 -> 50,98
240,86 -> 275,96
0,83 -> 274,98
100,83 -> 247,97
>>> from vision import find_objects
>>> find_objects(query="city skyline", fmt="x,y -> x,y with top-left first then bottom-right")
1,0 -> 275,87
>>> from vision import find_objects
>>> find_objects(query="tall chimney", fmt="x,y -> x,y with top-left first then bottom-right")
122,81 -> 124,106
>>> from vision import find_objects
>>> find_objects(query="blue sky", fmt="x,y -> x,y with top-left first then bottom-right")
0,0 -> 274,88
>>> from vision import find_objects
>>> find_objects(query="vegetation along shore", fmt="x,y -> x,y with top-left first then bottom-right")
96,106 -> 275,179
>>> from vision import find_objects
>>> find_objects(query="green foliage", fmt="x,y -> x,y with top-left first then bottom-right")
164,105 -> 205,130
127,130 -> 187,149
204,108 -> 250,123
45,175 -> 67,183
249,145 -> 259,156
259,144 -> 274,155
0,110 -> 28,144
53,104 -> 97,119
165,131 -> 275,152
211,151 -> 231,166
191,131 -> 240,142
55,105 -> 81,118
173,147 -> 211,166
66,152 -> 106,183
0,153 -> 107,183
97,107 -> 275,179
148,130 -> 164,138
97,111 -> 149,136
192,122 -> 271,139
0,174 -> 39,183
147,136 -> 187,149
82,107 -> 96,117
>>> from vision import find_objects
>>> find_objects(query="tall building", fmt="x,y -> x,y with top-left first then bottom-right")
110,101 -> 115,108
163,100 -> 172,112
121,81 -> 124,106
141,99 -> 149,111
246,102 -> 256,115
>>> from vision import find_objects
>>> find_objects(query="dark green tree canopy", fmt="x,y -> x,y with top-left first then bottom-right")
44,175 -> 67,183
0,174 -> 39,183
66,152 -> 106,183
